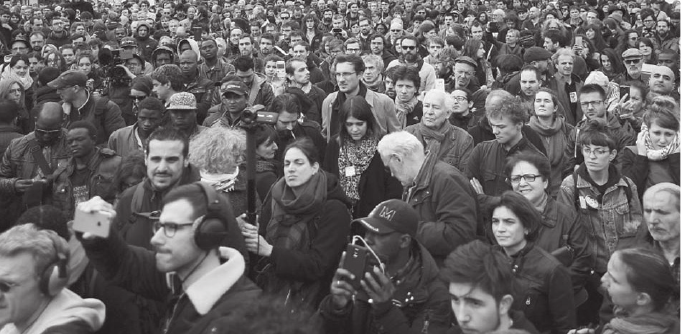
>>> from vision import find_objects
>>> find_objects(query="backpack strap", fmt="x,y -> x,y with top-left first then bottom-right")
28,139 -> 53,175
130,182 -> 146,216
572,171 -> 580,211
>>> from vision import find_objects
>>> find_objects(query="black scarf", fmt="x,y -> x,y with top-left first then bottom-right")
329,82 -> 368,138
576,163 -> 621,204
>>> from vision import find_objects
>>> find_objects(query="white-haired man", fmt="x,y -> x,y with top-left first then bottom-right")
377,131 -> 478,267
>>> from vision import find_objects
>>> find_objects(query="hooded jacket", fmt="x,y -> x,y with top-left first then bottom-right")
177,38 -> 201,58
0,289 -> 105,334
319,242 -> 452,334
134,22 -> 158,61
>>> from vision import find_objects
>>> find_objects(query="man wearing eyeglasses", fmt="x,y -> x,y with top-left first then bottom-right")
613,49 -> 646,86
564,84 -> 636,175
386,36 -> 436,94
48,70 -> 126,146
0,102 -> 69,224
76,180 -> 258,334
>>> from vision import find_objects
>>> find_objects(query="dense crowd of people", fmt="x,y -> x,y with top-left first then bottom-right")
0,0 -> 678,333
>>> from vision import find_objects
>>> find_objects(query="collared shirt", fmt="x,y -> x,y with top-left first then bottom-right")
199,58 -> 234,83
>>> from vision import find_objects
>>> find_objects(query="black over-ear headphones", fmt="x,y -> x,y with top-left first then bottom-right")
194,181 -> 230,251
40,230 -> 69,297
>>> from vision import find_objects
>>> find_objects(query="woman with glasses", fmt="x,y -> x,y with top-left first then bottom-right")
621,98 -> 679,198
558,120 -> 643,322
240,138 -> 352,308
488,191 -> 577,334
504,152 -> 592,297
322,95 -> 401,219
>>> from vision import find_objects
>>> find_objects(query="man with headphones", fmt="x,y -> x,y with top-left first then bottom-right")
77,181 -> 261,333
0,224 -> 105,334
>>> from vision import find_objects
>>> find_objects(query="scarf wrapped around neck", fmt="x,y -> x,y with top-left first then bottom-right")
329,82 -> 368,138
1,66 -> 33,90
604,308 -> 678,334
639,123 -> 680,161
395,96 -> 419,128
529,115 -> 569,165
417,121 -> 449,158
265,171 -> 327,250
338,136 -> 378,201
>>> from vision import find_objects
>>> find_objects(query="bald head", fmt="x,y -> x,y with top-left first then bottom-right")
179,50 -> 199,76
37,102 -> 63,125
649,65 -> 676,95
643,182 -> 680,209
485,89 -> 514,116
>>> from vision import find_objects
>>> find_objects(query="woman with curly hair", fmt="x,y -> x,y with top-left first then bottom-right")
76,53 -> 103,92
44,51 -> 68,72
189,125 -> 251,216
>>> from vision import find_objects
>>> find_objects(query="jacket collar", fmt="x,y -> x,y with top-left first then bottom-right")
184,247 -> 245,315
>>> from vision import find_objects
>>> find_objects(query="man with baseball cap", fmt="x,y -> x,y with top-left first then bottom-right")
319,199 -> 451,333
167,92 -> 205,138
203,76 -> 250,128
48,70 -> 125,146
614,49 -> 646,85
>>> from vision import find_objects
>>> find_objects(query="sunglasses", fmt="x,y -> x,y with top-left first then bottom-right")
35,127 -> 61,135
624,59 -> 641,64
402,45 -> 416,50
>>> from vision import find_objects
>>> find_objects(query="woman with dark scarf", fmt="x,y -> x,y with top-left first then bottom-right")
240,138 -> 352,308
322,95 -> 401,219
528,88 -> 573,197
253,123 -> 281,202
489,191 -> 576,334
599,248 -> 679,334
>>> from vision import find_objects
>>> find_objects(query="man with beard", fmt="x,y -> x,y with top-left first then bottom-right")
167,92 -> 205,139
504,47 -> 553,96
654,20 -> 679,53
614,49 -> 647,85
49,70 -> 125,146
391,65 -> 423,128
52,121 -> 121,219
258,33 -> 278,58
286,58 -> 326,125
321,54 -> 400,140
108,97 -> 165,159
321,9 -> 334,32
228,56 -> 274,109
518,65 -> 544,110
357,18 -> 373,50
29,32 -> 45,53
386,36 -> 436,94
204,77 -> 250,127
199,38 -> 234,84
368,34 -> 396,67
0,102 -> 69,224
46,17 -> 70,47
178,50 -> 215,125
272,91 -> 326,162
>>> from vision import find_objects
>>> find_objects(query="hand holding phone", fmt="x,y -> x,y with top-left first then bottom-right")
73,197 -> 116,239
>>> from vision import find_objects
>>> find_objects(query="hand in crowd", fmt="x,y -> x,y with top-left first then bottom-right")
469,178 -> 484,195
238,215 -> 272,256
360,266 -> 396,307
14,178 -> 35,192
330,252 -> 357,309
77,196 -> 117,240
617,94 -> 641,121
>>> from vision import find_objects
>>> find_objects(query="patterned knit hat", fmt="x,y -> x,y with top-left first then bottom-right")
167,92 -> 197,110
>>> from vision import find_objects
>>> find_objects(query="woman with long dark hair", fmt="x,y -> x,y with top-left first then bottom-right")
600,248 -> 678,334
600,48 -> 624,80
489,191 -> 576,334
462,38 -> 493,88
584,23 -> 608,51
639,37 -> 657,65
323,95 -> 401,219
241,138 -> 352,307
302,13 -> 323,52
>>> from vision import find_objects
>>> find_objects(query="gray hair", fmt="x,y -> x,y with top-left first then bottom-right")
424,90 -> 456,114
643,182 -> 680,211
377,131 -> 424,158
361,54 -> 385,73
551,48 -> 575,63
189,126 -> 246,174
0,224 -> 69,279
